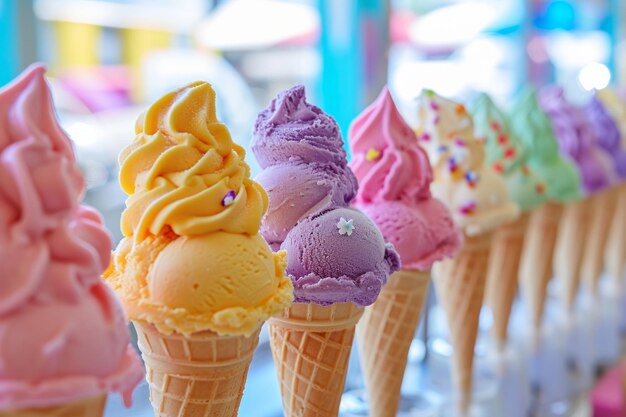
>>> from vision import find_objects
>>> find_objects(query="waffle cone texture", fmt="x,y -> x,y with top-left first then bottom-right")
433,232 -> 493,414
0,396 -> 106,417
519,202 -> 563,330
581,187 -> 619,294
356,269 -> 430,417
485,212 -> 530,348
553,198 -> 591,311
133,321 -> 260,417
606,183 -> 626,289
268,302 -> 363,417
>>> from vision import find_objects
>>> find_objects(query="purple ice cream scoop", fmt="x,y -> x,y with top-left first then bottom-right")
252,84 -> 353,167
255,161 -> 357,250
539,87 -> 617,194
252,85 -> 358,248
281,207 -> 400,306
586,96 -> 626,180
252,85 -> 400,306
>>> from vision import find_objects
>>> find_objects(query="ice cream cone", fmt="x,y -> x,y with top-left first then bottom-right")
133,321 -> 261,417
606,183 -> 626,289
553,198 -> 592,311
268,302 -> 363,417
581,187 -> 619,295
0,396 -> 107,417
485,212 -> 530,348
433,232 -> 493,414
356,269 -> 430,417
519,202 -> 563,331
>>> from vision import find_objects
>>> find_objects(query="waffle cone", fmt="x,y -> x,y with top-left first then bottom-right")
268,302 -> 363,417
356,269 -> 430,417
519,202 -> 563,330
133,321 -> 261,417
553,198 -> 591,311
433,232 -> 493,414
581,188 -> 619,294
0,396 -> 107,417
606,183 -> 626,289
485,212 -> 530,348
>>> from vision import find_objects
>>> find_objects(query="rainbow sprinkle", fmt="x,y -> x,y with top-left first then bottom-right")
455,104 -> 466,114
459,201 -> 477,216
465,170 -> 479,187
366,148 -> 381,161
419,132 -> 431,141
504,148 -> 516,159
222,190 -> 236,206
536,183 -> 546,194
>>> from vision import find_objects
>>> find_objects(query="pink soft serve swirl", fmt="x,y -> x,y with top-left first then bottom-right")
0,65 -> 106,314
0,65 -> 142,409
349,87 -> 461,271
350,88 -> 433,204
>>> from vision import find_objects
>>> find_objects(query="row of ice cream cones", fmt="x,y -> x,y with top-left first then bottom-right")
1,62 -> 625,417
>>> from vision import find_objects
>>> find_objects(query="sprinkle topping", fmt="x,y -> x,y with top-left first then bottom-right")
504,148 -> 516,159
221,190 -> 236,206
366,148 -> 381,161
465,170 -> 479,187
337,217 -> 355,236
536,183 -> 546,194
493,162 -> 504,174
459,201 -> 477,216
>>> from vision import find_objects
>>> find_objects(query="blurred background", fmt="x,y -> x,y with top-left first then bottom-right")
1,0 -> 623,241
1,1 -> 624,415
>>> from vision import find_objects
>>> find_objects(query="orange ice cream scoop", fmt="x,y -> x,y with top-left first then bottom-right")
106,81 -> 293,337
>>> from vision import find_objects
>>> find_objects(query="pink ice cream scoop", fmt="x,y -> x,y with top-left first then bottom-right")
349,87 -> 462,270
0,65 -> 143,410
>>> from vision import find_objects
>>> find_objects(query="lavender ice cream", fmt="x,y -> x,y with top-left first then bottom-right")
586,96 -> 626,180
252,85 -> 400,306
252,85 -> 358,249
539,87 -> 617,194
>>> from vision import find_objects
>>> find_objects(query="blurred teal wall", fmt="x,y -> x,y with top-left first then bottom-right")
317,0 -> 388,153
0,0 -> 18,86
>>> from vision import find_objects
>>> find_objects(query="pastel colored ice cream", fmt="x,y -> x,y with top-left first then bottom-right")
252,86 -> 358,250
586,95 -> 626,180
105,81 -> 293,337
252,85 -> 400,306
415,90 -> 520,236
349,87 -> 462,270
471,93 -> 548,211
509,88 -> 582,202
0,65 -> 143,410
597,88 -> 626,150
539,87 -> 616,194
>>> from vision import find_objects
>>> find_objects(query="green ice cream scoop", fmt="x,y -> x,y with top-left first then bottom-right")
471,93 -> 548,211
508,88 -> 582,203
